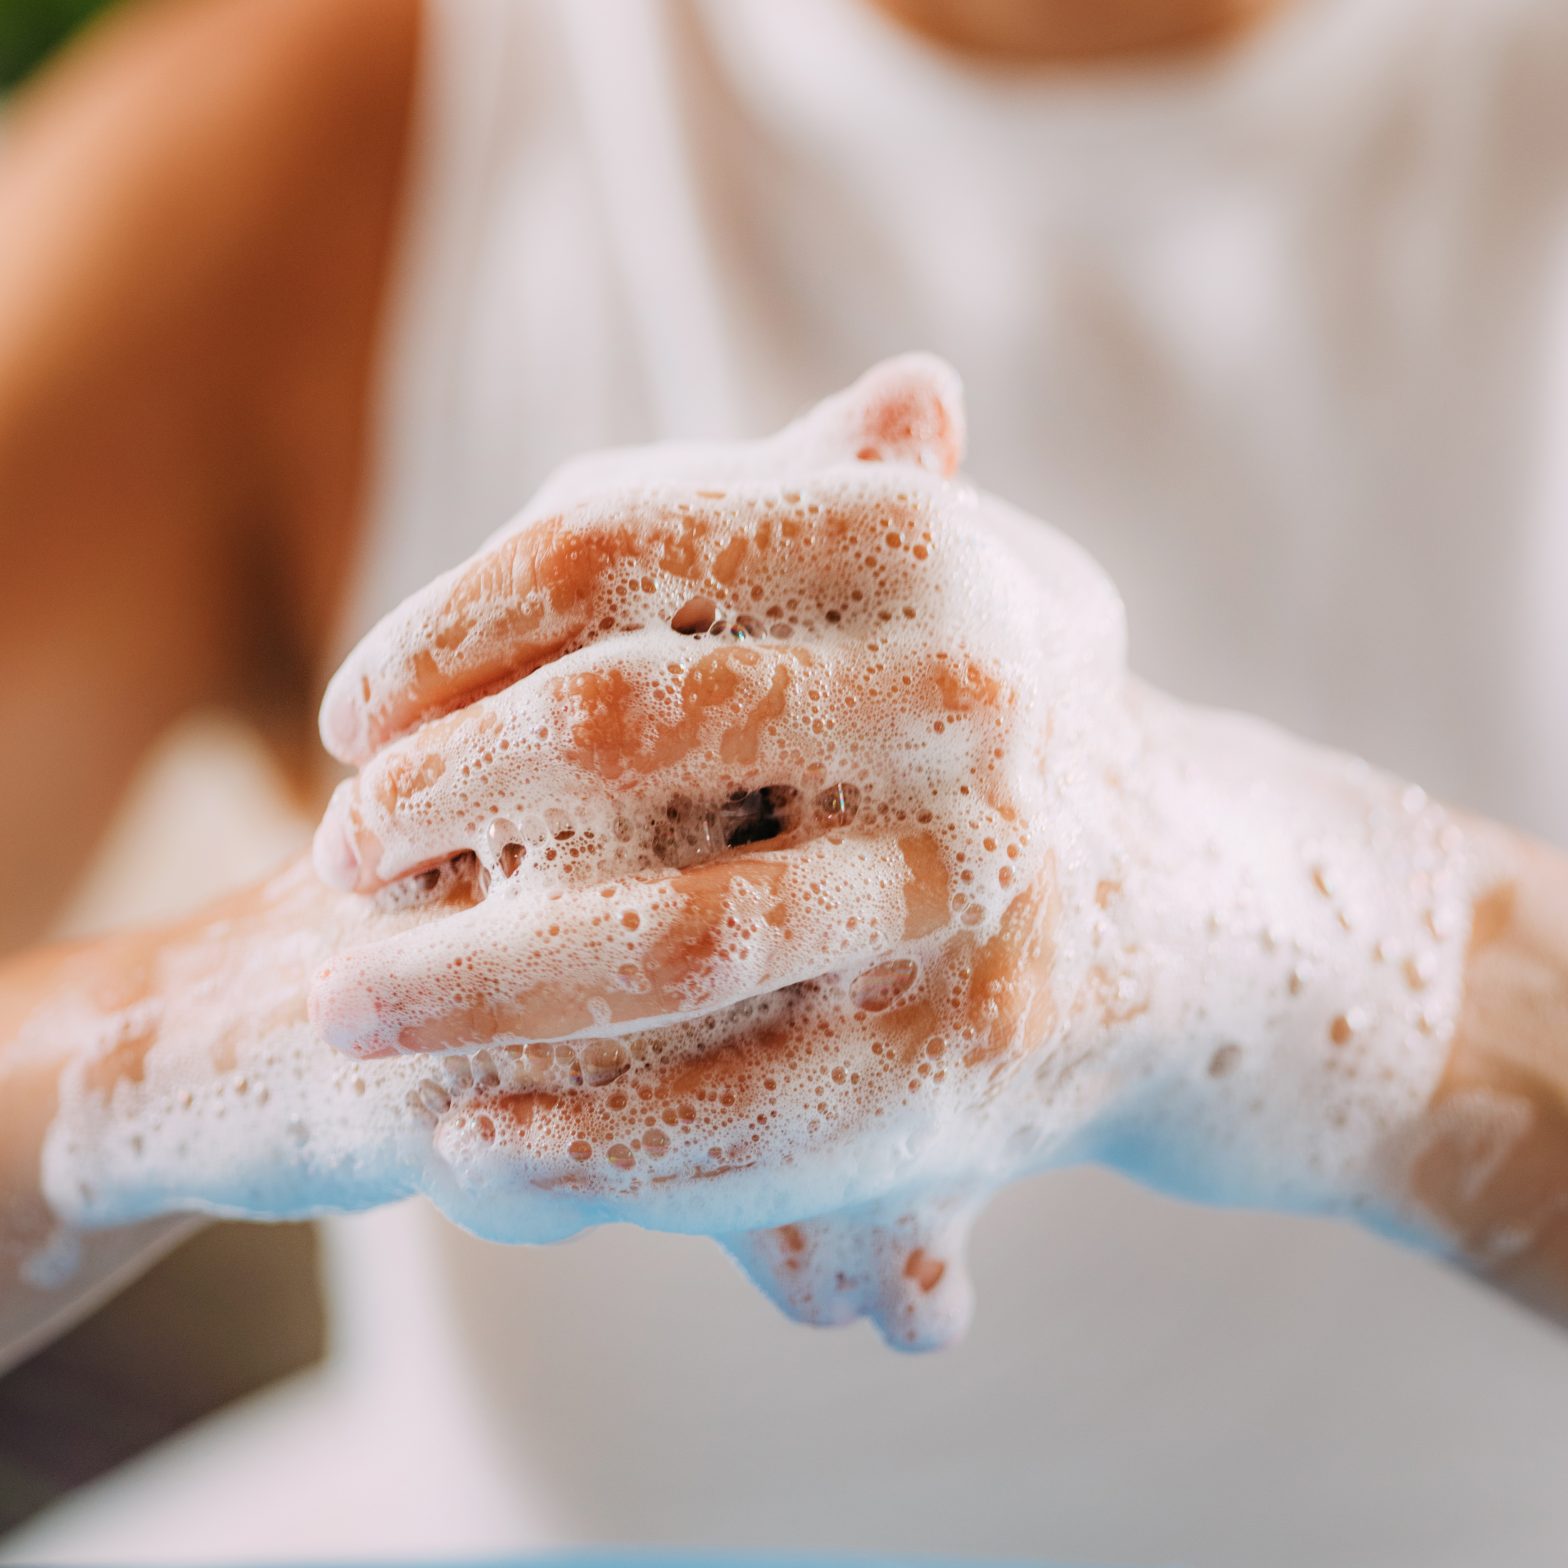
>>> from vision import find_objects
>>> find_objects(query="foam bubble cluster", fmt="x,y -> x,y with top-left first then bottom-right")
38,357 -> 1484,1349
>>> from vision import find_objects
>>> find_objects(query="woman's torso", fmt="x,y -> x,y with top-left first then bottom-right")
23,2 -> 1568,1561
368,4 -> 1568,1558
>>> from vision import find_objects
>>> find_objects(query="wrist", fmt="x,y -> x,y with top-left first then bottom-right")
36,857 -> 508,1234
1084,686 -> 1482,1224
0,940 -> 200,1366
1396,826 -> 1568,1311
37,862 -> 386,1229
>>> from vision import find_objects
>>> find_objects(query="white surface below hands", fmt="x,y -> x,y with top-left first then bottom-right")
8,1180 -> 1568,1568
8,711 -> 1567,1564
0,1206 -> 567,1565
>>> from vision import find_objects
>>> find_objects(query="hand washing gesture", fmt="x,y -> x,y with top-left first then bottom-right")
302,359 -> 1484,1346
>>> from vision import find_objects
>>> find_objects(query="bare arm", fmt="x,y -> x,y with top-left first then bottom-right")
0,858 -> 459,1374
296,359 -> 1568,1343
0,0 -> 417,951
0,0 -> 417,1357
0,939 -> 196,1373
1405,829 -> 1568,1324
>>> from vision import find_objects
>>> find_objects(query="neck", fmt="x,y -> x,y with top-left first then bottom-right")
867,0 -> 1281,64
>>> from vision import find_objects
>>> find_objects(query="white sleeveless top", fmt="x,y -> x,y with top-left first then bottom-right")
17,2 -> 1568,1563
353,5 -> 1568,1561
366,0 -> 1568,838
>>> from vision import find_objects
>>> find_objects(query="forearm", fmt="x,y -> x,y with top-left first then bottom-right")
0,938 -> 198,1374
1401,824 -> 1568,1324
0,859 -> 390,1368
1079,687 -> 1476,1212
25,854 -> 479,1258
0,0 -> 419,953
1098,690 -> 1568,1318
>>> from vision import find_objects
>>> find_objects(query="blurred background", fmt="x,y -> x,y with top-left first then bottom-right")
0,0 -> 117,91
4,0 -> 1568,1563
0,1 -> 327,1540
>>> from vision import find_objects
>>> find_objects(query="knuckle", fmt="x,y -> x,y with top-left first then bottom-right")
372,747 -> 449,815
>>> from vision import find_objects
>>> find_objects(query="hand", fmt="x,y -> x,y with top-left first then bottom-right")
305,355 -> 1121,1347
30,855 -> 517,1239
306,358 -> 1483,1348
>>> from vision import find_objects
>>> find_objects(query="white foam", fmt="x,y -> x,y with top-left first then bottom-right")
39,357 -> 1484,1349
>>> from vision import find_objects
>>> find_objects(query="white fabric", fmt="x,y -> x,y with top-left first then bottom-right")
14,1 -> 1568,1562
362,0 -> 1568,839
355,5 -> 1568,1561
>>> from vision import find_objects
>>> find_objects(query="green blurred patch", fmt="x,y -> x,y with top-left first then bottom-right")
1,0 -> 124,93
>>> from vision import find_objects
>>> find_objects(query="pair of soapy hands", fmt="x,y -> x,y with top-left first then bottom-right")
287,356 -> 1312,1347
289,355 -> 1144,1347
40,355 -> 1466,1345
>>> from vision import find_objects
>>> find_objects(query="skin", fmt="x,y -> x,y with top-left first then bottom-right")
0,0 -> 1566,1365
13,361 -> 1568,1358
1411,829 -> 1568,1327
0,0 -> 416,1359
302,369 -> 1568,1339
0,0 -> 418,954
0,859 -> 478,1369
870,0 -> 1282,62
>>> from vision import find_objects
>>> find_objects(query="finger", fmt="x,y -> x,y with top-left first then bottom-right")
533,353 -> 966,509
309,829 -> 952,1058
720,1190 -> 982,1352
320,357 -> 966,767
314,639 -> 852,894
320,496 -> 831,770
317,494 -> 885,774
783,352 -> 965,478
312,694 -> 601,896
320,508 -> 717,766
